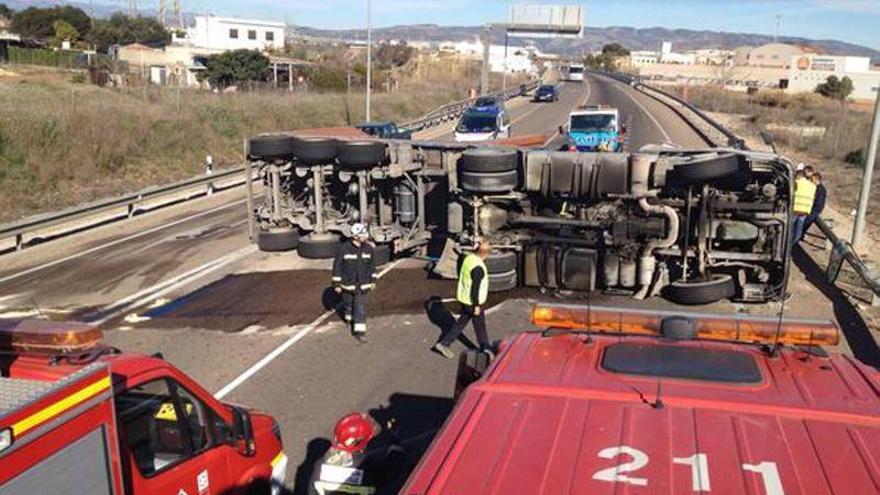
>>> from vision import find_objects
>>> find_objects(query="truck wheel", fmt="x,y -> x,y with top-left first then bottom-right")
459,170 -> 518,194
292,136 -> 338,165
664,274 -> 736,305
459,148 -> 518,173
488,269 -> 518,292
256,227 -> 299,252
298,233 -> 340,259
249,135 -> 296,160
486,251 -> 517,273
670,154 -> 741,186
373,243 -> 392,266
337,140 -> 387,170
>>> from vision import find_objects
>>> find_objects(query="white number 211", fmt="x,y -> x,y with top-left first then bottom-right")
591,445 -> 785,494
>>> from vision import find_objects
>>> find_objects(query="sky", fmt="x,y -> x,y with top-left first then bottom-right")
141,0 -> 880,50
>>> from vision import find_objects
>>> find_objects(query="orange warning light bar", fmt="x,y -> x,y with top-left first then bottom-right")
0,319 -> 103,355
531,303 -> 840,347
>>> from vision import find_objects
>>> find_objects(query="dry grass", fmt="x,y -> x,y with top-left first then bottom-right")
0,74 -> 466,222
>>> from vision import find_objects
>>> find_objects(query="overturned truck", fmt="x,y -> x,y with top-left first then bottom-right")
245,133 -> 792,305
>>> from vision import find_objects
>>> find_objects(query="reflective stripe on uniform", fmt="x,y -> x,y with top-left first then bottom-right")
457,253 -> 489,305
341,284 -> 357,291
793,177 -> 817,215
359,284 -> 374,290
331,276 -> 342,281
361,253 -> 371,258
353,323 -> 367,333
344,254 -> 358,259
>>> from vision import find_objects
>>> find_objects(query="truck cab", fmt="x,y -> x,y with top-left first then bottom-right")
454,107 -> 511,142
0,319 -> 287,495
396,303 -> 880,494
565,106 -> 623,152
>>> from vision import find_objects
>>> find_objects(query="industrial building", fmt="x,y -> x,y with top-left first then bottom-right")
744,42 -> 816,69
178,15 -> 285,52
786,54 -> 880,100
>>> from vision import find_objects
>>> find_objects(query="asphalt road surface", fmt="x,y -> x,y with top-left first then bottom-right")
1,73 -> 874,494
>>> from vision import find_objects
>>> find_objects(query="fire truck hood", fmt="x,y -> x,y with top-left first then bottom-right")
403,332 -> 880,494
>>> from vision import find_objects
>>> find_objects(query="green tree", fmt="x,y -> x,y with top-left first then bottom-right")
584,43 -> 630,72
815,75 -> 854,101
11,6 -> 90,40
87,14 -> 170,52
601,43 -> 630,58
0,4 -> 13,19
199,49 -> 270,89
52,19 -> 80,43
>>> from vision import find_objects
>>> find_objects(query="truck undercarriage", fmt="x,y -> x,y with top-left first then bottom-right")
247,135 -> 792,305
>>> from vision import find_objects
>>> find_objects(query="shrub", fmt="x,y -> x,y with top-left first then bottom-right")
845,149 -> 865,166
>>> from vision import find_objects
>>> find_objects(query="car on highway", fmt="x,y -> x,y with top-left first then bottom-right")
453,106 -> 512,142
533,84 -> 560,102
471,95 -> 505,112
563,105 -> 624,151
342,303 -> 879,494
355,121 -> 413,140
0,319 -> 287,495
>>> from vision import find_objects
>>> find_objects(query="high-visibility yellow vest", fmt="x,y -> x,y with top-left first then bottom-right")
793,177 -> 817,215
456,253 -> 489,306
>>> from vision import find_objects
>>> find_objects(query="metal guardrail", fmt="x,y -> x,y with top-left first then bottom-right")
815,218 -> 880,306
0,165 -> 246,252
400,80 -> 541,133
593,68 -> 880,305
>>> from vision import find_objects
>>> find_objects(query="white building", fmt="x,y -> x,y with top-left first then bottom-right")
181,15 -> 285,51
439,39 -> 537,74
630,50 -> 659,67
786,54 -> 880,100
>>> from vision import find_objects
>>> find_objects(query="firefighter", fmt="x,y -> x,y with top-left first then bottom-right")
333,223 -> 377,343
791,169 -> 817,248
432,240 -> 492,359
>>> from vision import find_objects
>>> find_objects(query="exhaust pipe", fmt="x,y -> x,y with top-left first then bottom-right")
634,197 -> 679,299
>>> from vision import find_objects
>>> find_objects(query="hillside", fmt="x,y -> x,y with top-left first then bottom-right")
292,24 -> 880,61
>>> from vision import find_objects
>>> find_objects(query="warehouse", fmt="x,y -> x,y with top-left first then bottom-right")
785,54 -> 880,100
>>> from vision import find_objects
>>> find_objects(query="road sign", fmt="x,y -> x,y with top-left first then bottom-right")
507,4 -> 584,38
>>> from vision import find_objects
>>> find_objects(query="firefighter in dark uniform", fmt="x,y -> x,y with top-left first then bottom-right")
333,223 -> 377,343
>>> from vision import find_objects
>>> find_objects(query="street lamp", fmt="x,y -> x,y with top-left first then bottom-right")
365,0 -> 372,122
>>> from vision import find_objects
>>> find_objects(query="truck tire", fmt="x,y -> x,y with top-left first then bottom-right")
665,274 -> 736,305
256,227 -> 299,252
249,135 -> 296,160
459,148 -> 518,173
292,136 -> 337,165
488,269 -> 518,292
670,154 -> 741,186
298,233 -> 340,259
459,170 -> 518,194
337,140 -> 387,169
486,251 -> 517,273
373,243 -> 392,266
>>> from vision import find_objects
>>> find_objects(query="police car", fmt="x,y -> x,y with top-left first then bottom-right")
563,105 -> 624,152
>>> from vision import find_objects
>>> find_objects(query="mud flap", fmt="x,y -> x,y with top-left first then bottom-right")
431,239 -> 460,279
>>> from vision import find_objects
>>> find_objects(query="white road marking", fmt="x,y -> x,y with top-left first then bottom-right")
214,258 -> 403,400
614,81 -> 672,142
90,245 -> 255,326
0,198 -> 247,286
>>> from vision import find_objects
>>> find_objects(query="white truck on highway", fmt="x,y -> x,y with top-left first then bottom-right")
245,134 -> 794,306
565,63 -> 585,82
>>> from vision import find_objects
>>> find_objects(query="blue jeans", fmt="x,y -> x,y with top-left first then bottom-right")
791,215 -> 807,248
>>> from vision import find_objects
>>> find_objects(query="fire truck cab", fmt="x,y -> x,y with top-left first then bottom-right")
391,303 -> 880,494
0,319 -> 287,495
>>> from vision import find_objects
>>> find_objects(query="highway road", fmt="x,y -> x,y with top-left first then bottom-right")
0,72 -> 874,494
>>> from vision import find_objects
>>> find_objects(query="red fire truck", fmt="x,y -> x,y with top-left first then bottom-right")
0,319 -> 287,495
326,303 -> 880,494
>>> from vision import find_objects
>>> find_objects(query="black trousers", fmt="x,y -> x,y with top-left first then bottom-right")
439,304 -> 489,348
341,290 -> 367,334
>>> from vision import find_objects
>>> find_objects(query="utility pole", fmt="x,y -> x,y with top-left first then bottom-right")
852,85 -> 880,248
480,24 -> 491,95
774,15 -> 782,42
159,0 -> 167,26
365,0 -> 372,122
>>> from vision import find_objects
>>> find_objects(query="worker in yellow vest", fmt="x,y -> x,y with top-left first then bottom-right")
791,169 -> 817,248
432,241 -> 493,359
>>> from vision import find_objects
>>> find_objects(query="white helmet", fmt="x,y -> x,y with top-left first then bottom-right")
796,162 -> 806,172
350,223 -> 368,239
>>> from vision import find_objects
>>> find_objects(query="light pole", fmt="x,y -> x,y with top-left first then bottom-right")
852,84 -> 880,248
365,0 -> 372,122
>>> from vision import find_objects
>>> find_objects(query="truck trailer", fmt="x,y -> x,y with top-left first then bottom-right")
246,136 -> 792,305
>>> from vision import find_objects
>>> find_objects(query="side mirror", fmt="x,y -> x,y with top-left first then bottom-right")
230,405 -> 256,456
558,125 -> 567,135
621,124 -> 628,133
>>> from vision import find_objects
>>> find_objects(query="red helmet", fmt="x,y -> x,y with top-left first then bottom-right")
333,413 -> 377,453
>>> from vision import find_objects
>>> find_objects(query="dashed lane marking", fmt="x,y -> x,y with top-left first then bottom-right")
214,258 -> 404,400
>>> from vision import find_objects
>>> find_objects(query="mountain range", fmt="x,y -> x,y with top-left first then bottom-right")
4,0 -> 879,61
